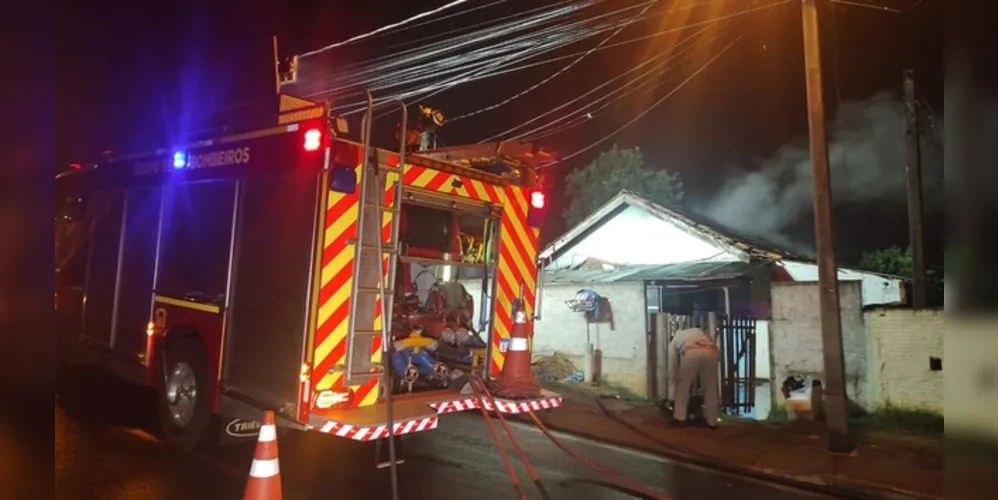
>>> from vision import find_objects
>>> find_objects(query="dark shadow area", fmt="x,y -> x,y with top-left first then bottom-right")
55,365 -> 258,500
55,363 -> 159,434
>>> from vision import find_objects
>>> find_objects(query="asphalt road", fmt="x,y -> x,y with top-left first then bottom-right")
56,365 -> 831,500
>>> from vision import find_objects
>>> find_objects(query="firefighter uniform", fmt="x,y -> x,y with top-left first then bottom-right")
667,327 -> 720,426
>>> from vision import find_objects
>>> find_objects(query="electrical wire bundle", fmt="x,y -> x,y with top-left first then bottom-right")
475,0 -> 792,166
286,0 -> 794,164
286,0 -> 670,116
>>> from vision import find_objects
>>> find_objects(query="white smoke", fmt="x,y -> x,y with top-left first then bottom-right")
696,92 -> 942,247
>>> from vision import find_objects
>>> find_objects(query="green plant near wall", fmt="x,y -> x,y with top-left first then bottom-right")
853,405 -> 944,436
859,246 -> 913,277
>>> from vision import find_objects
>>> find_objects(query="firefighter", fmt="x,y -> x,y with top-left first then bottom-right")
667,327 -> 720,428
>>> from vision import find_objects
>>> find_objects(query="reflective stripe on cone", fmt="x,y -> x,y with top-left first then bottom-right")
489,301 -> 541,399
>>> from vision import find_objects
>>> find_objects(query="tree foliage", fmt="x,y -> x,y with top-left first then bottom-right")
563,145 -> 684,227
859,246 -> 913,277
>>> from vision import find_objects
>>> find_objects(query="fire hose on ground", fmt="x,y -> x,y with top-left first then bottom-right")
470,373 -> 671,500
469,373 -> 549,500
523,409 -> 672,500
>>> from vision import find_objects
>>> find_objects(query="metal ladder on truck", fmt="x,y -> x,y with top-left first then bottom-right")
346,92 -> 406,499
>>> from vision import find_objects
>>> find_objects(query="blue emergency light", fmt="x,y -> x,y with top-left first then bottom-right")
173,151 -> 187,169
328,165 -> 357,194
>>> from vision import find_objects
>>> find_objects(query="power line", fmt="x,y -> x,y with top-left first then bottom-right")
299,1 -> 607,100
545,29 -> 747,167
383,0 -> 748,115
482,22 -> 717,142
478,1 -> 774,142
379,0 -> 593,54
897,0 -> 928,13
344,25 -> 601,117
295,0 -> 784,121
522,115 -> 592,141
826,0 -> 900,13
326,0 -> 595,81
329,26 -> 595,119
315,2 -> 661,112
366,34 -> 577,119
520,25 -> 733,141
422,0 -> 788,118
299,0 -> 476,57
444,0 -> 785,84
295,0 -> 738,106
523,24 -> 732,139
448,0 -> 658,122
379,0 -> 510,40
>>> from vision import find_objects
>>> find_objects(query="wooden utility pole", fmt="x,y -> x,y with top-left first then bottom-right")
903,69 -> 928,309
800,0 -> 852,454
272,36 -> 281,94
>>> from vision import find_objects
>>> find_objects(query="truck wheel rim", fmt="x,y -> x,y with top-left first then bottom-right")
165,361 -> 198,428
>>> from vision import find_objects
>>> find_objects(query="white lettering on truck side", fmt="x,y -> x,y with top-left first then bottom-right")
132,147 -> 251,176
188,147 -> 251,169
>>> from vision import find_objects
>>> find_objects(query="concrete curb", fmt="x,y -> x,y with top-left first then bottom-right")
511,401 -> 941,500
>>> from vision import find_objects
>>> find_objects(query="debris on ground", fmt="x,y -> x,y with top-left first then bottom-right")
531,353 -> 579,381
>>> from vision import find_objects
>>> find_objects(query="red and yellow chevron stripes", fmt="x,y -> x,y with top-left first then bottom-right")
492,185 -> 540,375
311,147 -> 397,408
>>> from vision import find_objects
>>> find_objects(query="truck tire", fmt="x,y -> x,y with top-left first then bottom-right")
157,335 -> 212,451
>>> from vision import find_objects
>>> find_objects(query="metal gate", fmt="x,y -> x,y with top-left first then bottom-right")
652,312 -> 756,415
717,315 -> 756,415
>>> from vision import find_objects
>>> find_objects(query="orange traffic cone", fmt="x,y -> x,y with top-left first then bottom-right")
243,411 -> 283,500
490,302 -> 542,399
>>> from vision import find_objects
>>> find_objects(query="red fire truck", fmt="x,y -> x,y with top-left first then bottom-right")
55,94 -> 561,452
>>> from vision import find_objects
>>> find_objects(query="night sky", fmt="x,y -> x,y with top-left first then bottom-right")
56,0 -> 943,266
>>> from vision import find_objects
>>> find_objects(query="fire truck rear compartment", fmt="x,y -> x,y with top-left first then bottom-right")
388,199 -> 497,396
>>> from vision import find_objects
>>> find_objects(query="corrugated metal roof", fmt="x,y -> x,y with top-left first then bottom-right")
543,261 -> 762,284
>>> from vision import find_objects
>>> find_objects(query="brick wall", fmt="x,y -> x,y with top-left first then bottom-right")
534,281 -> 649,397
865,308 -> 943,413
770,281 -> 867,408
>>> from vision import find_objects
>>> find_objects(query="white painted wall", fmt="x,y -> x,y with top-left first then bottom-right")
779,260 -> 903,306
755,320 -> 771,380
548,206 -> 740,270
769,281 -> 867,408
865,308 -> 943,413
533,281 -> 649,397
